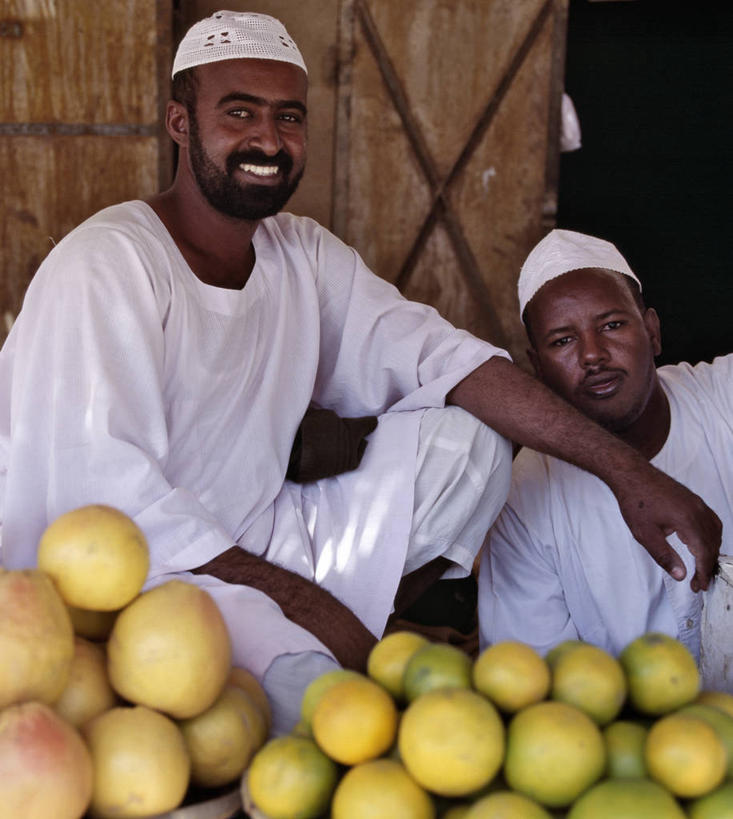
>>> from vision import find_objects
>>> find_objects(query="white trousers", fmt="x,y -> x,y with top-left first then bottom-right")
179,407 -> 511,734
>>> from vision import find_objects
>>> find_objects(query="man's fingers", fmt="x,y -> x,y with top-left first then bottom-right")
636,527 -> 686,581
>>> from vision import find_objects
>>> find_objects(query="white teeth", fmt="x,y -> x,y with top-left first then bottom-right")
240,163 -> 278,176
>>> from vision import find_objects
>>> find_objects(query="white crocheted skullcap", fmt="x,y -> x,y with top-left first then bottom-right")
172,10 -> 307,79
518,229 -> 641,321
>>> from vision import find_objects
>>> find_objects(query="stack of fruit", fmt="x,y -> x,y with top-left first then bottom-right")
0,504 -> 271,819
243,629 -> 733,818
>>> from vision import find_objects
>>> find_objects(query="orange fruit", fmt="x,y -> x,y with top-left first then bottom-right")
464,790 -> 553,818
677,703 -> 733,778
697,691 -> 733,720
246,734 -> 338,819
645,713 -> 727,798
299,668 -> 362,733
603,720 -> 648,778
107,579 -> 231,719
504,701 -> 605,808
398,687 -> 505,797
619,632 -> 699,715
687,782 -> 733,819
550,643 -> 627,725
228,666 -> 272,734
566,777 -> 686,818
54,636 -> 118,728
0,568 -> 74,708
402,642 -> 473,702
83,705 -> 190,818
472,641 -> 550,713
331,758 -> 435,819
311,675 -> 398,765
367,630 -> 429,701
37,504 -> 149,611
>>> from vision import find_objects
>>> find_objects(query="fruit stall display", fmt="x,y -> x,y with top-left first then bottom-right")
1,503 -> 732,818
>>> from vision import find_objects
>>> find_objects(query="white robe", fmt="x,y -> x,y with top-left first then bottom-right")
0,201 -> 505,675
479,355 -> 733,660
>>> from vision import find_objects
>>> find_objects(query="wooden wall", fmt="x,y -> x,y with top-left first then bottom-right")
1,1 -> 567,366
0,0 -> 172,337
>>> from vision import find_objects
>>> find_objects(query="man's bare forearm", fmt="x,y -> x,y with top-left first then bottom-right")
449,357 -> 721,589
192,547 -> 377,670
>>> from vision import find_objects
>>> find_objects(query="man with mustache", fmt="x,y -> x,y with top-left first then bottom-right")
478,229 -> 732,660
0,13 -> 721,732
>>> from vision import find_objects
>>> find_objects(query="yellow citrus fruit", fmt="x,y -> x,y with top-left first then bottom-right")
403,642 -> 473,702
678,703 -> 733,778
246,734 -> 338,819
179,684 -> 265,788
464,790 -> 553,818
398,687 -> 505,797
645,713 -> 727,798
697,691 -> 733,720
442,805 -> 471,818
619,632 -> 700,715
107,579 -> 231,719
228,666 -> 272,734
545,639 -> 585,667
66,605 -> 118,642
688,782 -> 733,819
299,668 -> 362,732
367,630 -> 429,701
472,640 -> 551,713
0,701 -> 93,819
551,643 -> 627,725
566,777 -> 686,818
82,705 -> 190,818
311,675 -> 398,765
504,701 -> 605,808
331,758 -> 435,819
54,637 -> 118,728
37,504 -> 149,611
0,568 -> 74,708
603,720 -> 648,778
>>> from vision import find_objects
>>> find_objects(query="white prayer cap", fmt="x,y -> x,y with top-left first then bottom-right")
518,229 -> 641,321
172,10 -> 307,79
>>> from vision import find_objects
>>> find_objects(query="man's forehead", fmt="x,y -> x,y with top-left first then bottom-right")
195,58 -> 308,101
529,268 -> 639,320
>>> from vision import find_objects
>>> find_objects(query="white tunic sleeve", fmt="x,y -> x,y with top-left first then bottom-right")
0,220 -> 235,574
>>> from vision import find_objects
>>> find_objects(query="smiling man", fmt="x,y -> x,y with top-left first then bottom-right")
478,229 -> 732,659
0,14 -> 722,733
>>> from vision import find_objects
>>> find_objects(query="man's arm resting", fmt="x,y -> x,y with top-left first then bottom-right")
192,547 -> 377,671
448,357 -> 722,590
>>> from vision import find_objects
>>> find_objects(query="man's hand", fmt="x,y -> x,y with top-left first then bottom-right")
611,464 -> 722,591
449,357 -> 722,589
192,547 -> 377,671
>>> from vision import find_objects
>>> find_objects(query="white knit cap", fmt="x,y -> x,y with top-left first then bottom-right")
518,229 -> 641,321
172,10 -> 307,79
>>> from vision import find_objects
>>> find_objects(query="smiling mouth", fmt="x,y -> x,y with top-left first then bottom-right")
239,163 -> 280,178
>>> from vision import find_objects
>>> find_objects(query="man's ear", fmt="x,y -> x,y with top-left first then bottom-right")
165,101 -> 190,148
643,307 -> 662,357
527,346 -> 543,379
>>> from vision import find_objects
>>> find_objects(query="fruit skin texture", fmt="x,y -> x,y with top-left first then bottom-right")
367,630 -> 429,701
472,640 -> 551,713
83,705 -> 190,818
179,684 -> 266,788
54,636 -> 118,728
697,691 -> 733,720
504,701 -> 606,808
619,632 -> 700,715
0,701 -> 93,819
645,713 -> 727,798
677,703 -> 733,779
398,687 -> 505,797
566,777 -> 686,818
603,720 -> 648,778
311,675 -> 398,765
687,782 -> 733,819
107,579 -> 232,719
464,790 -> 553,818
550,643 -> 627,725
0,568 -> 75,708
402,642 -> 473,702
228,666 -> 272,734
332,758 -> 436,819
37,504 -> 149,611
299,668 -> 362,732
246,734 -> 338,819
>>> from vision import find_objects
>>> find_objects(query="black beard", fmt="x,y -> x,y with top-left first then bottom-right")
188,116 -> 303,220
